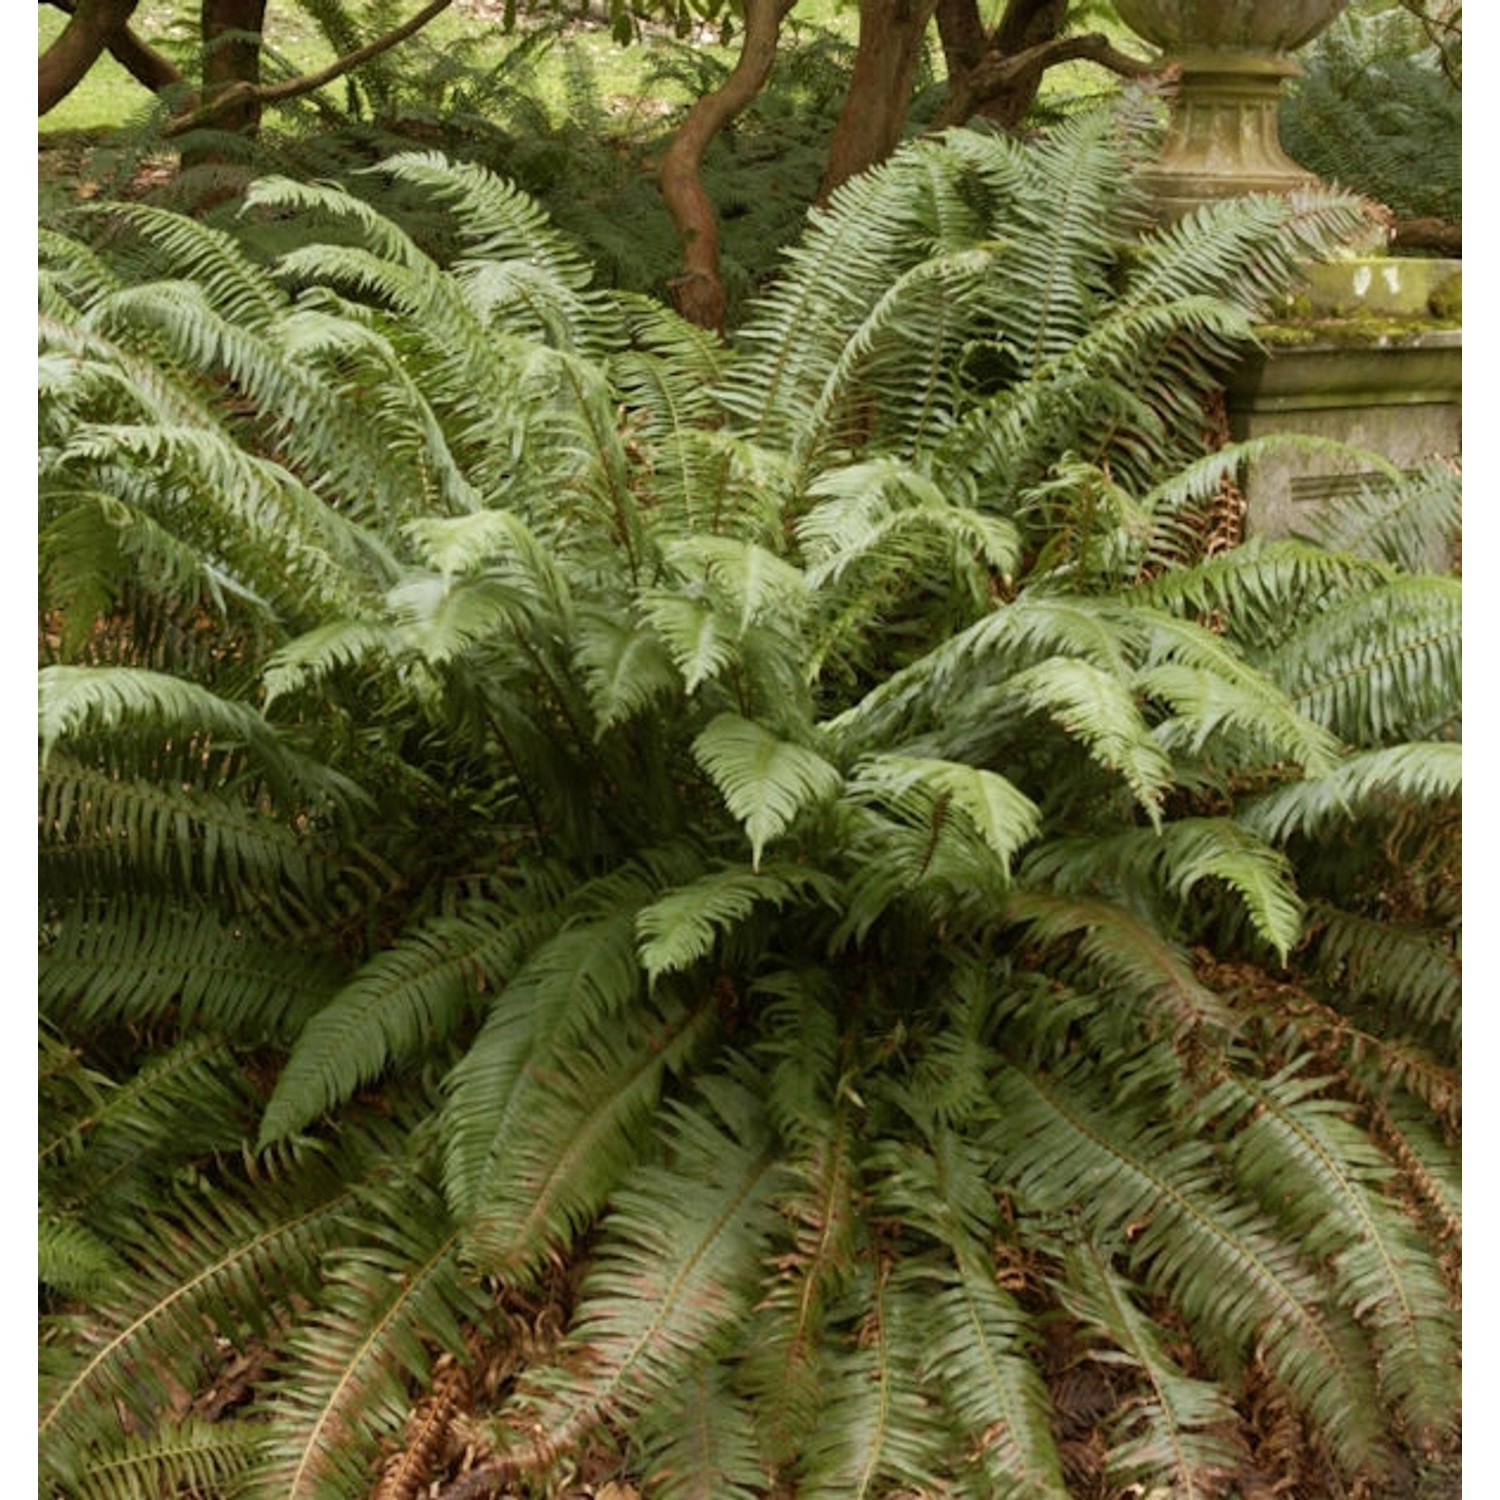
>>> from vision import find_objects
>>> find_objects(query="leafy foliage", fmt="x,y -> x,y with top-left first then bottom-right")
1280,3 -> 1462,224
39,105 -> 1459,1500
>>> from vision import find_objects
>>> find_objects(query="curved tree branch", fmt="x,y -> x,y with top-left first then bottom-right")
657,0 -> 794,333
39,0 -> 139,114
162,0 -> 456,137
931,31 -> 1156,131
42,0 -> 183,96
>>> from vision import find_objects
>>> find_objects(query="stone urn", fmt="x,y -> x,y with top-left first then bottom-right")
1114,0 -> 1349,218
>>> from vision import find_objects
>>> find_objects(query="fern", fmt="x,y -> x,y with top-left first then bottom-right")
39,111 -> 1458,1500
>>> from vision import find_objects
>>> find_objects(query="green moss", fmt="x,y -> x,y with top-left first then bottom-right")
1427,274 -> 1462,321
1254,306 -> 1461,348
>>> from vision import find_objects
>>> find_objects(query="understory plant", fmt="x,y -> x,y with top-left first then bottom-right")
39,99 -> 1460,1500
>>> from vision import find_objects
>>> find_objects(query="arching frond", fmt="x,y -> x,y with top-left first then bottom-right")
490,1078 -> 781,1470
990,1058 -> 1393,1476
248,1152 -> 492,1500
692,713 -> 843,868
1270,574 -> 1461,744
259,901 -> 538,1145
1239,741 -> 1461,844
1057,1245 -> 1244,1499
40,1147 -> 359,1492
1202,1063 -> 1459,1444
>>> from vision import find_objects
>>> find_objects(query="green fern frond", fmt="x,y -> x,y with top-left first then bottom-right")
791,1261 -> 951,1499
1000,889 -> 1236,1034
67,1418 -> 263,1500
1270,574 -> 1461,744
438,870 -> 679,1216
82,201 -> 284,331
846,752 -> 1041,872
1135,610 -> 1341,776
40,752 -> 339,907
39,1212 -> 126,1299
248,1156 -> 491,1500
1239,742 -> 1461,844
492,1078 -> 780,1469
1305,902 -> 1460,1040
1124,535 -> 1385,651
1058,1244 -> 1244,1499
42,897 -> 343,1040
990,1058 -> 1391,1475
1203,1064 -> 1459,1443
1024,816 -> 1305,962
259,901 -> 538,1145
1300,459 -> 1461,573
905,1252 -> 1069,1499
637,1367 -> 765,1500
574,603 -> 682,733
461,993 -> 718,1280
1000,655 -> 1175,821
40,1149 -> 359,1488
692,713 -> 843,868
636,864 -> 835,981
40,1036 -> 254,1221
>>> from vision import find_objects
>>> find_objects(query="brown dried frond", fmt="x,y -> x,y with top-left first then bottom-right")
1237,1357 -> 1394,1500
375,1354 -> 474,1500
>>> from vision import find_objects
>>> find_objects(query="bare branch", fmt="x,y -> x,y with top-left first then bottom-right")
162,0 -> 456,137
40,0 -> 139,114
43,0 -> 183,95
932,30 -> 1155,131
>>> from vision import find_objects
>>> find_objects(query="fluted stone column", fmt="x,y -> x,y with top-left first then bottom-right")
1113,0 -> 1348,218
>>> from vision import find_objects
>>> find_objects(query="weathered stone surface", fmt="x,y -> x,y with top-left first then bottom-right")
1227,318 -> 1459,566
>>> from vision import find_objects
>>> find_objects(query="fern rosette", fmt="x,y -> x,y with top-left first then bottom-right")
40,109 -> 1458,1500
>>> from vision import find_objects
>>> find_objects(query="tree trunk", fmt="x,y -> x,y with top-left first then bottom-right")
936,0 -> 1066,130
199,0 -> 268,136
39,0 -> 140,114
934,0 -> 986,79
657,0 -> 792,333
818,0 -> 940,204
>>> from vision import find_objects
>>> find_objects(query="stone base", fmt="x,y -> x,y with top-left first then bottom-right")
1226,320 -> 1460,567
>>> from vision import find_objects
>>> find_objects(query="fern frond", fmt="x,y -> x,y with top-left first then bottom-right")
1305,902 -> 1460,1040
39,1211 -> 126,1299
573,603 -> 681,734
67,1418 -> 263,1500
1239,741 -> 1461,844
637,1367 -> 765,1500
84,200 -> 285,330
460,992 -> 718,1280
1270,574 -> 1461,744
1000,889 -> 1236,1034
1024,815 -> 1305,962
249,1155 -> 491,1500
1300,458 -> 1461,573
990,1058 -> 1391,1476
259,901 -> 538,1145
493,1078 -> 780,1469
40,1149 -> 359,1488
1203,1063 -> 1460,1443
904,1251 -> 1069,1499
636,864 -> 835,982
791,1260 -> 951,1499
692,713 -> 842,868
40,752 -> 341,908
846,752 -> 1041,872
1135,609 -> 1341,776
40,1035 -> 254,1226
1058,1245 -> 1244,1499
